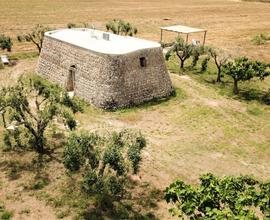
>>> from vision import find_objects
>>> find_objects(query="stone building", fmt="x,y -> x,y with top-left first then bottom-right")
37,28 -> 172,109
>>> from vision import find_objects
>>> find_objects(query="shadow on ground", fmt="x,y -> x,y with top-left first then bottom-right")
81,182 -> 162,220
238,88 -> 270,105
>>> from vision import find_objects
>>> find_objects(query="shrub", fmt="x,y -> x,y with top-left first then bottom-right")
251,33 -> 270,45
165,173 -> 270,219
0,34 -> 13,52
1,211 -> 13,220
67,23 -> 77,29
106,19 -> 138,36
200,56 -> 210,72
63,130 -> 146,201
61,94 -> 84,113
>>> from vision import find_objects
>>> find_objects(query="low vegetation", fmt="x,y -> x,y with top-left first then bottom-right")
0,34 -> 12,52
165,173 -> 270,219
251,33 -> 270,45
105,19 -> 138,36
63,130 -> 146,210
67,22 -> 90,29
0,203 -> 13,220
0,4 -> 269,217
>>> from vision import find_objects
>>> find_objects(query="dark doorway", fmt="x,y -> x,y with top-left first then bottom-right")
140,57 -> 147,67
67,65 -> 76,91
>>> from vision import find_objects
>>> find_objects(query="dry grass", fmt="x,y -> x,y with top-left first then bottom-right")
0,0 -> 270,60
0,0 -> 270,219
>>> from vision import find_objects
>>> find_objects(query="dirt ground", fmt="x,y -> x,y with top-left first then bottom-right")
0,0 -> 270,219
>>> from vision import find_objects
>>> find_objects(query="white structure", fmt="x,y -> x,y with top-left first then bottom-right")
160,25 -> 207,45
0,55 -> 9,65
46,29 -> 161,55
37,28 -> 173,109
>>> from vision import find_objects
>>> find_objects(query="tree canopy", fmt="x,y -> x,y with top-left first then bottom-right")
165,173 -> 270,219
165,37 -> 198,71
206,46 -> 230,82
0,75 -> 83,153
223,57 -> 270,94
63,130 -> 146,200
17,24 -> 51,54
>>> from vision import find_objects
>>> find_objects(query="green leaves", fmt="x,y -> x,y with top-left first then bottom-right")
17,24 -> 51,53
223,57 -> 270,94
105,19 -> 138,36
0,34 -> 13,52
165,173 -> 270,219
0,75 -> 83,153
165,37 -> 204,71
63,130 -> 146,199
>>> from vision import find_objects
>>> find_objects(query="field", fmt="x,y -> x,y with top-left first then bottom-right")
0,0 -> 270,219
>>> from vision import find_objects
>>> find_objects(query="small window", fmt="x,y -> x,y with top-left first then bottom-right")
103,33 -> 110,41
140,57 -> 146,67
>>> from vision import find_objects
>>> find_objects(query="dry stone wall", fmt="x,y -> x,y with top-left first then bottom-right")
37,35 -> 173,109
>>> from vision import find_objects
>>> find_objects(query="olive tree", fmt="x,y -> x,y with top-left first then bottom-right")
17,24 -> 51,54
207,47 -> 230,82
105,19 -> 138,36
0,75 -> 83,153
63,130 -> 146,199
0,34 -> 13,52
165,37 -> 194,71
223,57 -> 269,94
165,173 -> 270,219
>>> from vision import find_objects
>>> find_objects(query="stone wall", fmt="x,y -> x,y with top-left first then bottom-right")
37,35 -> 173,109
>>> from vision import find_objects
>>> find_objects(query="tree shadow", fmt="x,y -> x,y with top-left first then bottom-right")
80,181 -> 163,220
0,138 -> 63,181
237,88 -> 270,105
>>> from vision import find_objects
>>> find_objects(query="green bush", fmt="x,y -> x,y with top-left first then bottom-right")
61,94 -> 84,113
1,210 -> 13,220
63,134 -> 84,171
200,57 -> 210,72
165,173 -> 270,219
0,34 -> 13,52
103,146 -> 126,176
251,33 -> 270,45
63,130 -> 146,201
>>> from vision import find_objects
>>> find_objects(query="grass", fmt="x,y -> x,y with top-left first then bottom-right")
1,55 -> 270,218
0,0 -> 270,218
0,203 -> 13,220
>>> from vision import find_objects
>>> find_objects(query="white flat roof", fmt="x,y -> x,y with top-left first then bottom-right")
161,25 -> 206,34
45,28 -> 160,55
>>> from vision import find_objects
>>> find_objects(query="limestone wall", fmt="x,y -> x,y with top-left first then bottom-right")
37,35 -> 172,109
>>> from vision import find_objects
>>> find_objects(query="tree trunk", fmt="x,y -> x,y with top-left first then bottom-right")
233,80 -> 239,94
35,134 -> 45,153
216,67 -> 222,82
37,46 -> 41,54
180,60 -> 184,70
